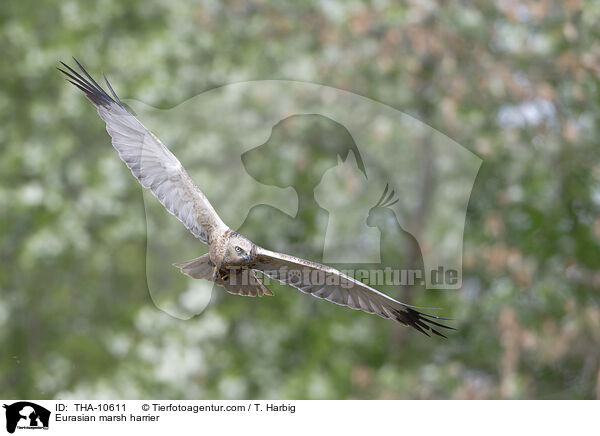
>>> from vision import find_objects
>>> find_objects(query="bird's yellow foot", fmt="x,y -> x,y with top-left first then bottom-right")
212,266 -> 230,281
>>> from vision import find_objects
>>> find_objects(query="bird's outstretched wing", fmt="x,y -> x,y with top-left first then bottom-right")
58,59 -> 226,244
252,247 -> 453,337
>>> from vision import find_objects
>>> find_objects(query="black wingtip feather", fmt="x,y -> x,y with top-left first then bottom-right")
66,78 -> 90,95
430,328 -> 447,339
72,57 -> 107,95
419,312 -> 454,321
394,308 -> 454,339
411,323 -> 430,337
103,73 -> 123,106
58,58 -> 122,108
58,66 -> 96,95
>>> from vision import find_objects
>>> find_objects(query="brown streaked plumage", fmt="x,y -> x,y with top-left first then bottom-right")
59,59 -> 453,338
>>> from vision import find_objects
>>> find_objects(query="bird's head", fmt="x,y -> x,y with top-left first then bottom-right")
224,232 -> 255,266
366,184 -> 399,229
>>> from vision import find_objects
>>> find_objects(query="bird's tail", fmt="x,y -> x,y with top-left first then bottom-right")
173,254 -> 214,280
173,254 -> 273,297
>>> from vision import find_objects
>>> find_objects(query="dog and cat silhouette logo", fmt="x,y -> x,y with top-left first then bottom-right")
3,402 -> 50,433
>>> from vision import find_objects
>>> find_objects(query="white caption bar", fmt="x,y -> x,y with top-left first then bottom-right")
0,400 -> 595,435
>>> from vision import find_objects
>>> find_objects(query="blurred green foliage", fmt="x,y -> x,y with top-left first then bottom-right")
1,0 -> 599,399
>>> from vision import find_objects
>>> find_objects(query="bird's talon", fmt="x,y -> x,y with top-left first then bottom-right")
212,265 -> 229,281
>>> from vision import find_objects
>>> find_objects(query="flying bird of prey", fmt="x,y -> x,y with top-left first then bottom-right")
58,59 -> 453,337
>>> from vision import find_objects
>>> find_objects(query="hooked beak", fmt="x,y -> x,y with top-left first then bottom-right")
245,253 -> 252,263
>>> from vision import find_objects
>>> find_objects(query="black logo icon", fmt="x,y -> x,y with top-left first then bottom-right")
3,402 -> 50,434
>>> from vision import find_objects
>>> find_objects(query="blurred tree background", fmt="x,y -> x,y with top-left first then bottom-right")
1,0 -> 599,399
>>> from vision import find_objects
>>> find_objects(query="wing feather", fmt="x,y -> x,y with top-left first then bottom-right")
252,247 -> 453,337
59,59 -> 226,244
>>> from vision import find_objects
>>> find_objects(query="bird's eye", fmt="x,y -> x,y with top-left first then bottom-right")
235,246 -> 243,253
